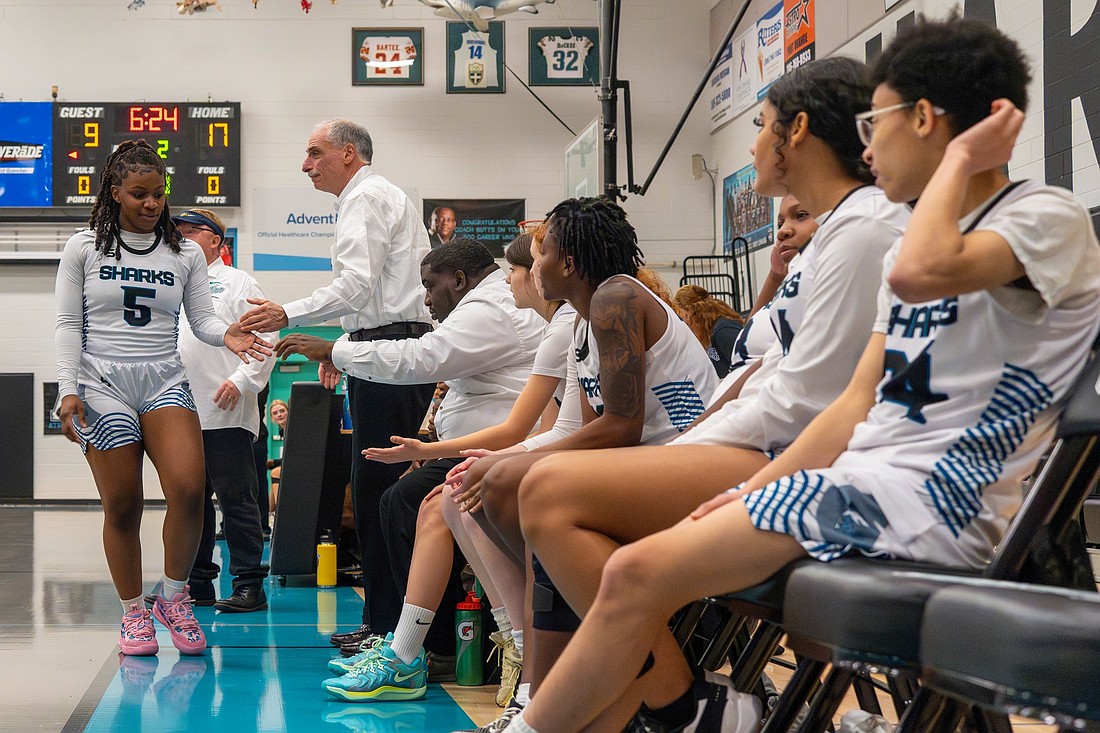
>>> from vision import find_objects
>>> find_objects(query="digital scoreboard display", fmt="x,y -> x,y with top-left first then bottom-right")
0,102 -> 241,208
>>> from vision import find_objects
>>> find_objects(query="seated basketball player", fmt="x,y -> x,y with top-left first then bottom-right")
501,18 -> 1100,733
488,56 -> 909,722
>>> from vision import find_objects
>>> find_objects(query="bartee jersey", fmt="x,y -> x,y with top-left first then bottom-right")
55,229 -> 226,398
453,30 -> 499,88
840,180 -> 1100,549
537,35 -> 594,79
574,275 -> 718,445
360,36 -> 417,79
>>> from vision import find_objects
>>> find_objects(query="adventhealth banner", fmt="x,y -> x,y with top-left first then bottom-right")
252,187 -> 339,271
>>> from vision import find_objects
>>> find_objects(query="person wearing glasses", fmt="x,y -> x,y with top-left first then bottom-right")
489,56 -> 907,730
174,208 -> 278,613
497,20 -> 1100,733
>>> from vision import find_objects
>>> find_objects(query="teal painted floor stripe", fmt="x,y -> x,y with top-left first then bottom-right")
80,542 -> 475,732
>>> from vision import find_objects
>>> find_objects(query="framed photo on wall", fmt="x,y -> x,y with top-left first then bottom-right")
352,28 -> 424,86
446,21 -> 505,94
528,27 -> 599,86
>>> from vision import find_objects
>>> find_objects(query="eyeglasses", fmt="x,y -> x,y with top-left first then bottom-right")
855,102 -> 945,146
752,113 -> 764,128
177,224 -> 216,236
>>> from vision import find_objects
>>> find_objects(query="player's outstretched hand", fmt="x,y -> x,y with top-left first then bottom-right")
275,333 -> 335,363
240,298 -> 289,332
225,323 -> 273,363
59,394 -> 86,444
945,98 -> 1025,176
318,361 -> 341,389
364,436 -> 424,464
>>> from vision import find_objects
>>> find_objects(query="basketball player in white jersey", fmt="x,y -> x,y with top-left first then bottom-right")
507,58 -> 904,728
501,21 -> 1100,733
55,141 -> 269,657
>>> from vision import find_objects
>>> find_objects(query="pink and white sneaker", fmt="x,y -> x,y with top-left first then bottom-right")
152,591 -> 207,655
119,603 -> 159,656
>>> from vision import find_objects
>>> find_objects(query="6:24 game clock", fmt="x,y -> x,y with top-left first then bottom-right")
52,102 -> 241,207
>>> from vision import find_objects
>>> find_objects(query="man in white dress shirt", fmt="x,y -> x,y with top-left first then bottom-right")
275,238 -> 545,663
175,209 -> 278,612
239,119 -> 436,640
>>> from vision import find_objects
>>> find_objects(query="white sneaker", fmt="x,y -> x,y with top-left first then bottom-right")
453,701 -> 522,733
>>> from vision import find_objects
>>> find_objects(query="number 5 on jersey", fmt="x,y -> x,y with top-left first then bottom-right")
122,286 -> 156,327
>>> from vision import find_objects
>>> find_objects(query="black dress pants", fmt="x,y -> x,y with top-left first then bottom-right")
348,374 -> 435,629
191,427 -> 267,590
379,458 -> 467,656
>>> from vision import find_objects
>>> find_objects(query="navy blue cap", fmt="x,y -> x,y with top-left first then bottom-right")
172,209 -> 225,240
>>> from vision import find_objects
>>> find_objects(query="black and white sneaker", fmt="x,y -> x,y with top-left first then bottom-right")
632,672 -> 762,733
452,699 -> 522,733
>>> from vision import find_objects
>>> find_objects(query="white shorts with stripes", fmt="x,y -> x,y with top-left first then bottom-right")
75,353 -> 195,453
741,462 -> 1008,570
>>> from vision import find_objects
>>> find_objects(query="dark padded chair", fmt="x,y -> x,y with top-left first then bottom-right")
673,331 -> 1100,733
920,582 -> 1100,731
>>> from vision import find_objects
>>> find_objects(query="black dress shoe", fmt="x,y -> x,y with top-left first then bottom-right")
214,585 -> 268,613
329,624 -> 373,647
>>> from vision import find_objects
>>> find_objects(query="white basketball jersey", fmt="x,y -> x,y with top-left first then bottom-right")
360,36 -> 417,79
538,35 -> 594,79
61,230 -> 216,362
707,302 -> 778,407
843,180 -> 1100,541
574,275 -> 718,445
453,31 -> 498,88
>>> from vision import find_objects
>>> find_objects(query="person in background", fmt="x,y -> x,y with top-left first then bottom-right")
239,118 -> 437,648
175,207 -> 277,613
672,284 -> 744,376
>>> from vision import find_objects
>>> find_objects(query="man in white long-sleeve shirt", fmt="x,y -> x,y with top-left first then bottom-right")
240,119 -> 436,640
276,238 -> 545,677
176,209 -> 278,612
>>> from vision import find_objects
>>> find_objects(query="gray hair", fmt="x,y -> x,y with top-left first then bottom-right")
316,118 -> 373,164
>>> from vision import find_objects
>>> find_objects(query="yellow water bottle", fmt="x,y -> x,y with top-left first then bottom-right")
317,530 -> 337,589
317,589 -> 337,634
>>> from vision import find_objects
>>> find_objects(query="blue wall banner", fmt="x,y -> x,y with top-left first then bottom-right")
0,102 -> 53,207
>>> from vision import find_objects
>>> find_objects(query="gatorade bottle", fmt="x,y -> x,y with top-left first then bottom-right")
455,590 -> 483,686
316,530 -> 337,589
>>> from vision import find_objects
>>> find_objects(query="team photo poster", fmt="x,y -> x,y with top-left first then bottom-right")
352,28 -> 424,86
446,21 -> 506,93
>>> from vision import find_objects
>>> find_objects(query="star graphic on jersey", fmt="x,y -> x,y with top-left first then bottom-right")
881,343 -> 949,424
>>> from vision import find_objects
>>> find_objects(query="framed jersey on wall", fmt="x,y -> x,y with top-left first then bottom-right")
446,21 -> 505,94
528,27 -> 599,86
352,28 -> 424,86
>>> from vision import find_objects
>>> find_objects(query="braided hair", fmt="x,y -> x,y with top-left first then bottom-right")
88,139 -> 182,259
545,197 -> 644,286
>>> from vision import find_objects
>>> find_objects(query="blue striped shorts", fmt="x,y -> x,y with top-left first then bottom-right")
75,353 -> 195,453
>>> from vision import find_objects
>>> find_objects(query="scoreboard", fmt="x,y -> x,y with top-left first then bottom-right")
0,102 -> 241,208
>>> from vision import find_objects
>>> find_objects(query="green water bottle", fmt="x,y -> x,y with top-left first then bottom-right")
455,590 -> 483,686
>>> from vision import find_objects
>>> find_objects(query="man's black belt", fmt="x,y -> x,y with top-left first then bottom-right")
348,322 -> 432,342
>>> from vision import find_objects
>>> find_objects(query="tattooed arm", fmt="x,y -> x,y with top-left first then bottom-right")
529,279 -> 652,451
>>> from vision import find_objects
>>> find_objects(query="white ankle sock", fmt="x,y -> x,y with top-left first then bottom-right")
514,682 -> 531,707
161,576 -> 186,598
511,628 -> 524,657
491,605 -> 512,635
121,595 -> 143,613
391,601 -> 435,664
504,709 -> 541,733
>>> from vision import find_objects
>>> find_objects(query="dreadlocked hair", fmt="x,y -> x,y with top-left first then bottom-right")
88,139 -> 182,260
545,197 -> 644,286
